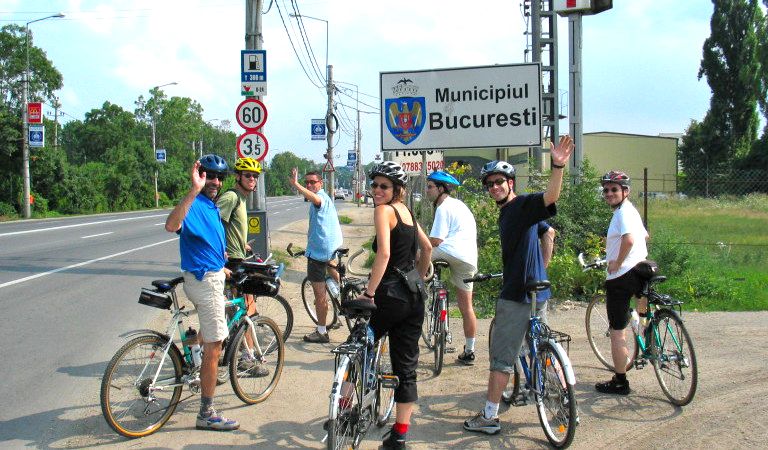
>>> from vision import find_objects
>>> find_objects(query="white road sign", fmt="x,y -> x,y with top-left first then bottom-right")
391,150 -> 444,175
236,98 -> 267,130
380,63 -> 542,151
237,131 -> 269,161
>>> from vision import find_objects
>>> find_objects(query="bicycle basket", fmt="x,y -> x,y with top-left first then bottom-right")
240,277 -> 280,296
138,288 -> 172,310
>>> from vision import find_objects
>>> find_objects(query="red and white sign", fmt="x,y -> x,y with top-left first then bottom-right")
237,131 -> 269,161
554,0 -> 592,13
235,98 -> 267,130
28,102 -> 42,124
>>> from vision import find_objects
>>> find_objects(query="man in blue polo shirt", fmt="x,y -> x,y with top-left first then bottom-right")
165,154 -> 239,431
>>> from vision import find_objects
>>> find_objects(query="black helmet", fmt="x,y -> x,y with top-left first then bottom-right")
369,161 -> 408,186
199,154 -> 229,173
600,170 -> 630,187
480,160 -> 515,183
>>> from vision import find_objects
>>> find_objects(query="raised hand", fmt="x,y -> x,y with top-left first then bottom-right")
550,135 -> 574,167
191,161 -> 205,193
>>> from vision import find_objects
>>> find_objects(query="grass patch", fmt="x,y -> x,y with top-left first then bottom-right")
338,215 -> 353,224
268,248 -> 291,268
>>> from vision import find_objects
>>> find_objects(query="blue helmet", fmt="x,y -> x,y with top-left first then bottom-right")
199,154 -> 229,173
427,170 -> 460,187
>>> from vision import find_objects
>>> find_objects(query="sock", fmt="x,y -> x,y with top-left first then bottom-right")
484,400 -> 499,419
465,337 -> 476,352
199,396 -> 213,417
393,422 -> 409,435
317,325 -> 327,334
615,373 -> 627,384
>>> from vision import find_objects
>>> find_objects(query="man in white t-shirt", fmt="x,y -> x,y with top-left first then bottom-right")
426,170 -> 479,365
596,170 -> 649,395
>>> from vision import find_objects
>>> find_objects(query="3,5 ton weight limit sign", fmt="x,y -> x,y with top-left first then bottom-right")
237,131 -> 269,161
236,98 -> 267,130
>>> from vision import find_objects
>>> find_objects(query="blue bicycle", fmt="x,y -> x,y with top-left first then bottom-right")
467,273 -> 578,448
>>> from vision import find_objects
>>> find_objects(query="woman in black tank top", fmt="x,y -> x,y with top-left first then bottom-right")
358,162 -> 431,448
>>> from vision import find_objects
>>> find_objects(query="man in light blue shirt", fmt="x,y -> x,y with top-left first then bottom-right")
290,168 -> 343,343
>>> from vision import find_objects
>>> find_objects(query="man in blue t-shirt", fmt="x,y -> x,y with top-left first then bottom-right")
464,136 -> 573,436
289,168 -> 343,343
165,155 -> 239,432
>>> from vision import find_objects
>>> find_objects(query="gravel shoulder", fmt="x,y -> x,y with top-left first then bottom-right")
54,201 -> 768,449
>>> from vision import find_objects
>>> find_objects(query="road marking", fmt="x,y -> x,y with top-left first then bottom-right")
0,214 -> 167,237
154,223 -> 166,226
0,237 -> 178,290
81,232 -> 113,239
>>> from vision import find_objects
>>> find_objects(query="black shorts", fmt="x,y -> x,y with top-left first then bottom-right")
307,258 -> 331,282
604,268 -> 644,330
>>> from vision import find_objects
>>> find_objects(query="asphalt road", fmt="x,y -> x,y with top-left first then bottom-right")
0,195 -> 316,448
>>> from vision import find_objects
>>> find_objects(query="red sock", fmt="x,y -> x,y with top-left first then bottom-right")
393,422 -> 409,435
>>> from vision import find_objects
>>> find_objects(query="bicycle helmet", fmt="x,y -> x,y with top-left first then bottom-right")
479,160 -> 515,183
234,157 -> 262,174
199,154 -> 229,173
600,170 -> 630,187
427,170 -> 460,186
369,161 -> 408,186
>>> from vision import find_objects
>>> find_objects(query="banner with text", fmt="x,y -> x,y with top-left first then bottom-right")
380,63 -> 542,151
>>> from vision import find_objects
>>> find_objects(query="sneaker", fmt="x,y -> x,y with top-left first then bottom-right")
457,347 -> 476,366
303,330 -> 330,343
381,427 -> 406,449
463,411 -> 501,435
595,375 -> 631,395
237,358 -> 270,377
196,409 -> 240,431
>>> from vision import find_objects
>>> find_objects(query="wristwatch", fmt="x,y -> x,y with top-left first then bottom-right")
362,291 -> 375,299
551,159 -> 566,169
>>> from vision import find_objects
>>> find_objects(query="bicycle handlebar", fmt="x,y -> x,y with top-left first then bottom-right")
463,272 -> 503,284
577,252 -> 607,272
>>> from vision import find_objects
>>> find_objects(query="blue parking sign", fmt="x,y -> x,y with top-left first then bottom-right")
29,125 -> 44,148
156,148 -> 167,163
311,119 -> 326,141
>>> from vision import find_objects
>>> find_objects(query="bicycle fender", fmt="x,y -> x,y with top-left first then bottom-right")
329,355 -> 351,420
549,340 -> 576,385
121,329 -> 172,341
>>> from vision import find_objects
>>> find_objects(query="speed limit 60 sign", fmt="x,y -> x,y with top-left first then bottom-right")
236,98 -> 267,130
237,131 -> 269,161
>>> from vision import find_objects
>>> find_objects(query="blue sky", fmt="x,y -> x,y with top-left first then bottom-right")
4,1 -> 716,165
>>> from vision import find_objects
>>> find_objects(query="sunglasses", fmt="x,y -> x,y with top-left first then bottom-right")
240,173 -> 258,179
602,187 -> 622,194
199,170 -> 227,181
484,178 -> 507,189
370,182 -> 392,191
305,179 -> 321,185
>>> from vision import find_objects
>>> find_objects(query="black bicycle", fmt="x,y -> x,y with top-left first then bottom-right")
421,260 -> 452,375
324,299 -> 397,449
287,243 -> 366,331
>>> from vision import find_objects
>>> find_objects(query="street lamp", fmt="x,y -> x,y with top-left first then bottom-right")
699,148 -> 709,198
336,81 -> 362,205
288,13 -> 328,77
22,12 -> 64,219
150,82 -> 177,208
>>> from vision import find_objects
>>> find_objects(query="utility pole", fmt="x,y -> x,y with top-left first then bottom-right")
568,13 -> 583,174
326,64 -> 335,198
246,0 -> 266,210
51,96 -> 61,149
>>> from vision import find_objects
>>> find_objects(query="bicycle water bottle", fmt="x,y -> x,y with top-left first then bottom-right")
629,309 -> 641,335
326,276 -> 340,298
184,327 -> 202,367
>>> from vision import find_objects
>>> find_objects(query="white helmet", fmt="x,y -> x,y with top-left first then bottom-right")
369,161 -> 408,186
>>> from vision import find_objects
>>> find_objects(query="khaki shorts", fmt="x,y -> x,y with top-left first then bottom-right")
489,299 -> 548,373
432,247 -> 477,292
182,270 -> 229,343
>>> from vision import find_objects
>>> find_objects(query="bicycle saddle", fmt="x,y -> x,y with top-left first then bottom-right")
335,248 -> 350,257
151,276 -> 184,292
525,279 -> 551,292
341,299 -> 377,319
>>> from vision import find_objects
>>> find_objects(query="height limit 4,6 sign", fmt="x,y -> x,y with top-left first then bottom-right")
236,98 -> 267,130
237,131 -> 269,161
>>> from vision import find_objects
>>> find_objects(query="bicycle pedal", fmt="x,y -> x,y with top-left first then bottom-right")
511,395 -> 528,407
445,347 -> 457,354
379,374 -> 399,389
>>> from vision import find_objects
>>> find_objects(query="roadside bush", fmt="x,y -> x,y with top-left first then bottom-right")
0,201 -> 17,220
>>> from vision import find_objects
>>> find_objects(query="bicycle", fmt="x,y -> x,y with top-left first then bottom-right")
287,243 -> 366,332
579,254 -> 698,406
421,259 -> 452,375
466,272 -> 578,448
100,269 -> 285,438
324,299 -> 398,449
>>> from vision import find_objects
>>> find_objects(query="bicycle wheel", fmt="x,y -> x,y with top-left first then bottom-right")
302,277 -> 340,329
229,316 -> 285,404
502,343 -> 525,405
585,295 -> 637,372
375,336 -> 395,427
327,357 -> 362,450
650,309 -> 698,406
433,312 -> 446,376
421,293 -> 437,350
100,335 -> 183,438
534,341 -> 577,448
340,284 -> 362,331
252,294 -> 293,342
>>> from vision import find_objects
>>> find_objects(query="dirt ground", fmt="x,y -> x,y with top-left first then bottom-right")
73,202 -> 768,449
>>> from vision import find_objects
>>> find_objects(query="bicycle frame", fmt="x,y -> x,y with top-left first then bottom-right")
328,322 -> 377,421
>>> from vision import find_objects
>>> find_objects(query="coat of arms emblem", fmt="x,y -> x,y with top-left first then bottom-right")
385,79 -> 425,145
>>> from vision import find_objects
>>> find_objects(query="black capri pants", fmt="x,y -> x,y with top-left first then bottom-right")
605,268 -> 644,330
369,288 -> 425,404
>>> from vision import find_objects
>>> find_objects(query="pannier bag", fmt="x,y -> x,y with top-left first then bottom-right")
138,288 -> 173,310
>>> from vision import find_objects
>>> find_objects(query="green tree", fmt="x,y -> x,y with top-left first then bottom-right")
266,151 -> 321,196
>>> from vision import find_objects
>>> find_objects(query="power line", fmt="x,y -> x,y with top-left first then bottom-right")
274,0 -> 323,89
290,0 -> 326,84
